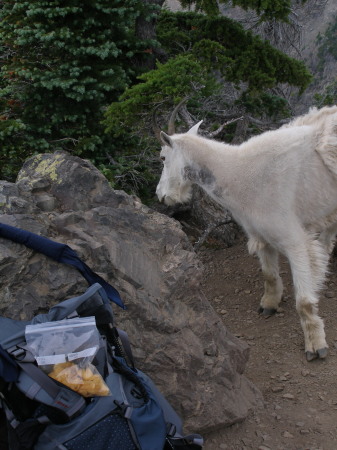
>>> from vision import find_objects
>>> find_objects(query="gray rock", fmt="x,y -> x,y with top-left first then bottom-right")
0,152 -> 262,433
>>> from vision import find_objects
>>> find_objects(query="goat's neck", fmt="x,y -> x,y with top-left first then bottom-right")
184,141 -> 243,210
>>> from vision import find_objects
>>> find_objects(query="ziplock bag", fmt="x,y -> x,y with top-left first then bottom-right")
25,317 -> 110,397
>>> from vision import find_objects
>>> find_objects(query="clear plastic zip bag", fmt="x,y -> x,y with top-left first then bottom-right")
25,317 -> 111,397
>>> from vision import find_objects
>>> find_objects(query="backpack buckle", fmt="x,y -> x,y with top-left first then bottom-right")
7,345 -> 35,363
113,400 -> 133,419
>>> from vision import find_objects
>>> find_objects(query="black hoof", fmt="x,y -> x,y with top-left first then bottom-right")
257,306 -> 277,316
306,351 -> 318,362
317,347 -> 328,359
306,348 -> 328,361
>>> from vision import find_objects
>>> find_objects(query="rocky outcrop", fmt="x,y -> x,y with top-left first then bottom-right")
0,152 -> 261,433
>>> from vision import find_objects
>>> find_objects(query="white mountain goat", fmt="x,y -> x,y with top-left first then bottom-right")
156,105 -> 337,361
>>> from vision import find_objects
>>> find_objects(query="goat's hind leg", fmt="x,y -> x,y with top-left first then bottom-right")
248,238 -> 283,316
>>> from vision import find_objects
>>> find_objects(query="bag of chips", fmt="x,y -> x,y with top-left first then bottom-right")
25,317 -> 110,397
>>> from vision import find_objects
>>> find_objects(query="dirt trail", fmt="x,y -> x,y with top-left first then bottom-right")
198,237 -> 337,450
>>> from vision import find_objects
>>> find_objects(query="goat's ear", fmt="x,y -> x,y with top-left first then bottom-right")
160,131 -> 173,147
187,120 -> 203,135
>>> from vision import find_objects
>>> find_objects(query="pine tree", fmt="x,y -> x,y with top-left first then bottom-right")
105,11 -> 312,134
0,0 -> 157,180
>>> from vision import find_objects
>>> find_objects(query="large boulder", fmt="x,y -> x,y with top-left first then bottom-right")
0,152 -> 261,433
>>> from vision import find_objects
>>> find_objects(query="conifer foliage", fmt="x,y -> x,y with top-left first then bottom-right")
105,11 -> 312,135
0,0 -> 154,180
0,0 -> 313,198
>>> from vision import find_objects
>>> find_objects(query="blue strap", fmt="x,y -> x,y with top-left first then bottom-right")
0,223 -> 125,309
0,345 -> 19,382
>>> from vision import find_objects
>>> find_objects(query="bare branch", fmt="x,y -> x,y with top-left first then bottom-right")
105,152 -> 118,165
207,116 -> 244,138
179,104 -> 197,129
49,137 -> 78,145
193,219 -> 234,251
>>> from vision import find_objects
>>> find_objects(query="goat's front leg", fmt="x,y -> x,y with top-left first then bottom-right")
248,239 -> 283,316
286,236 -> 329,361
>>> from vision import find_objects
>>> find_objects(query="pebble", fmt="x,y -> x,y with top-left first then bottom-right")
283,431 -> 294,438
272,386 -> 284,393
282,393 -> 295,399
325,291 -> 335,298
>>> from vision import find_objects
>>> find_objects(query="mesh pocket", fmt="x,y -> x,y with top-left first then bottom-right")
64,414 -> 137,450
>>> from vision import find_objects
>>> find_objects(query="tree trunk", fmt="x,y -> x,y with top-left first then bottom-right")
136,0 -> 167,70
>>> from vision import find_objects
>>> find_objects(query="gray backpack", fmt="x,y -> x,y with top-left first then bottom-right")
0,224 -> 203,450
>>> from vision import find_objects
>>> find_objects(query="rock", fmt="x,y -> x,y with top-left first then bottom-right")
191,186 -> 237,245
271,386 -> 285,393
282,393 -> 295,400
282,431 -> 294,438
296,422 -> 305,427
325,290 -> 335,298
0,152 -> 262,433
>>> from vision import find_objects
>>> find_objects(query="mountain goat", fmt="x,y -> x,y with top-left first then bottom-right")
156,105 -> 337,361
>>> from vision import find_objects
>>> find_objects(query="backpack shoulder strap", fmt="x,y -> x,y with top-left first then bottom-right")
0,223 -> 125,309
7,345 -> 86,421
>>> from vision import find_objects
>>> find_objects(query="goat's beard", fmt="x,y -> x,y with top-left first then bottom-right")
163,188 -> 192,206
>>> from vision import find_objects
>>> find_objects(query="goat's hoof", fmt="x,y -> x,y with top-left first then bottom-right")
305,348 -> 328,361
305,351 -> 318,361
257,306 -> 277,317
317,347 -> 328,359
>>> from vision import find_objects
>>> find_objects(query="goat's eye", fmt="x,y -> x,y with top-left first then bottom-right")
160,156 -> 165,162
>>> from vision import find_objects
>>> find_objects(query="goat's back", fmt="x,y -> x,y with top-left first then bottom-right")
284,105 -> 337,129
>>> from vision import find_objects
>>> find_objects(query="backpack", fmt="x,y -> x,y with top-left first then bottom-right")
0,223 -> 204,450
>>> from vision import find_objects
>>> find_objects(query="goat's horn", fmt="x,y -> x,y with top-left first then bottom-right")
167,96 -> 189,135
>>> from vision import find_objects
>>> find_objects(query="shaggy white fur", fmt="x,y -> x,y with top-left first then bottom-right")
156,105 -> 337,361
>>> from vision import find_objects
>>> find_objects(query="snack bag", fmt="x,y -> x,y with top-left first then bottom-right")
25,317 -> 110,397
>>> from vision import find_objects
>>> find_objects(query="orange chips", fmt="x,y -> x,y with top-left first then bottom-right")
49,362 -> 110,397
